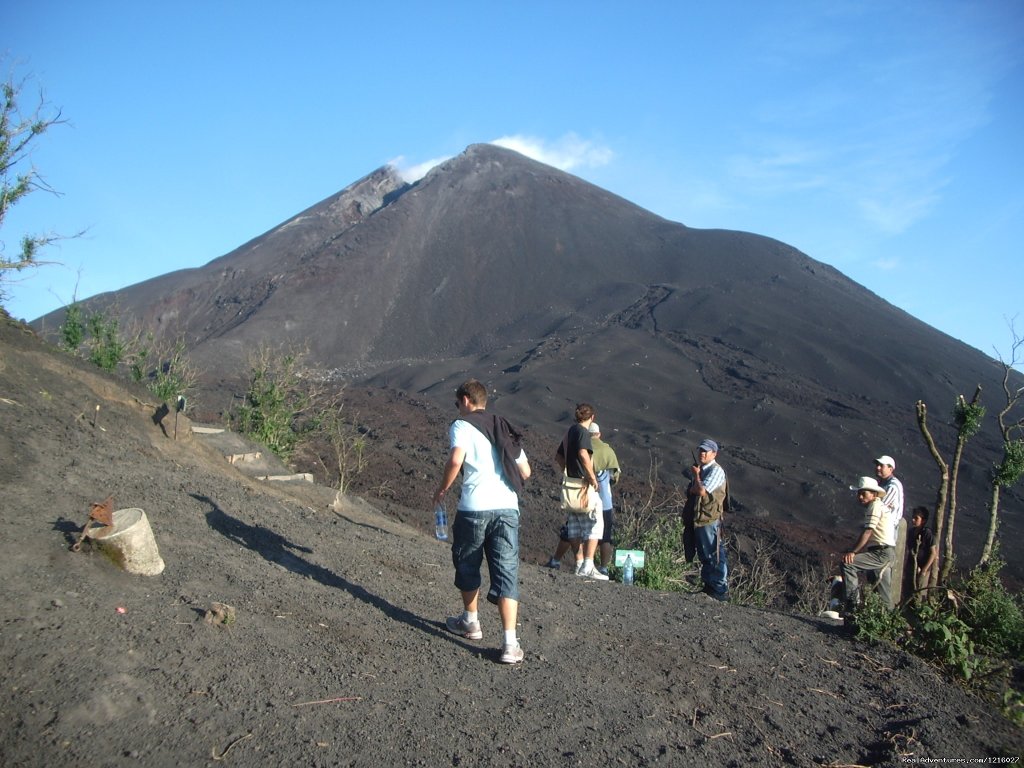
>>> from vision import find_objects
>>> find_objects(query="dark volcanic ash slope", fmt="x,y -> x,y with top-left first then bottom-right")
2,315 -> 1022,768
59,164 -> 413,372
60,144 -> 922,375
43,143 -> 1022,574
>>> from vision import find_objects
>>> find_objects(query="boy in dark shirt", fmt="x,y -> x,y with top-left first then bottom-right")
903,506 -> 938,598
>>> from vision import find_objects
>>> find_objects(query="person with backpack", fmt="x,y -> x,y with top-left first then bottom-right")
554,403 -> 609,581
542,420 -> 621,576
433,379 -> 532,664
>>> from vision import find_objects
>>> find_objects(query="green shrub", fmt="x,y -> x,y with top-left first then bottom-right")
59,303 -> 85,351
632,516 -> 698,592
1001,689 -> 1024,727
960,553 -> 1024,658
128,333 -> 152,383
993,438 -> 1024,488
231,344 -> 315,462
85,309 -> 125,371
853,591 -> 909,645
129,334 -> 197,404
907,598 -> 983,681
58,301 -> 198,405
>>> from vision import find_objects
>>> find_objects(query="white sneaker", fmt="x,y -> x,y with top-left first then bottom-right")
577,563 -> 610,581
499,643 -> 524,664
445,616 -> 483,640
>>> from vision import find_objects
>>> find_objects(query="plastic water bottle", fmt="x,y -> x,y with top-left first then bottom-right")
623,554 -> 635,585
434,503 -> 449,541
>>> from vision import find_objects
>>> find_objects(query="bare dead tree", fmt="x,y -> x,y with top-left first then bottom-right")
321,394 -> 368,495
914,385 -> 984,585
981,323 -> 1024,565
915,400 -> 949,587
944,387 -> 984,582
727,533 -> 785,608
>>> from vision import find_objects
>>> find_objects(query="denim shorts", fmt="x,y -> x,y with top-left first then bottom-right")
451,508 -> 520,601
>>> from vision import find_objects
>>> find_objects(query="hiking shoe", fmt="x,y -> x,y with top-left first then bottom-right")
577,563 -> 610,581
596,566 -> 609,577
445,616 -> 483,640
702,585 -> 729,602
499,643 -> 524,664
542,558 -> 561,570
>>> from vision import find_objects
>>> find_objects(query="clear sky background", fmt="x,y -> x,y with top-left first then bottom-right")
4,1 -> 1022,362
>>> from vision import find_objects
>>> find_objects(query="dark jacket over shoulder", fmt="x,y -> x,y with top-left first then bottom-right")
457,411 -> 527,494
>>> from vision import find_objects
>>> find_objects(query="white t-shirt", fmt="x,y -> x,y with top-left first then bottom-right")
882,476 -> 905,542
451,419 -> 526,512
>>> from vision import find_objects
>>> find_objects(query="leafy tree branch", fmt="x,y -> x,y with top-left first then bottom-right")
1,66 -> 75,303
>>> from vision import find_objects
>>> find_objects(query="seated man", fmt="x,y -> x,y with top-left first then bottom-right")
840,477 -> 896,612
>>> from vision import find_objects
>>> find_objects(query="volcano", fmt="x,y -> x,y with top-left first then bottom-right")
40,143 -> 1022,577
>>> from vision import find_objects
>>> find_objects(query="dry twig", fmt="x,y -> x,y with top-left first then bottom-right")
854,651 -> 893,672
808,687 -> 842,699
293,696 -> 363,707
211,732 -> 252,761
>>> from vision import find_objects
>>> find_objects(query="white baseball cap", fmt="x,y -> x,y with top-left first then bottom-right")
875,455 -> 896,468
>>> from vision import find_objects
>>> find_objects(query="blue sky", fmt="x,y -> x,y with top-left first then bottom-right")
4,1 -> 1022,362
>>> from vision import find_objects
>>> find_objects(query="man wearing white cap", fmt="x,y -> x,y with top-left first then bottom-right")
874,455 -> 904,543
840,477 -> 896,613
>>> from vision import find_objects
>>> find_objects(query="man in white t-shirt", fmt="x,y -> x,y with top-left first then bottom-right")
875,454 -> 904,543
432,379 -> 531,664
